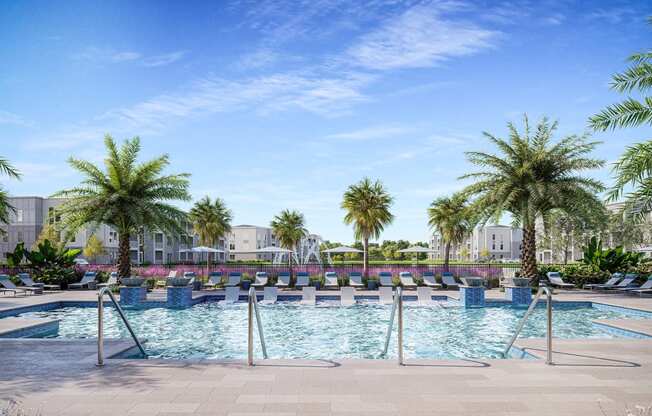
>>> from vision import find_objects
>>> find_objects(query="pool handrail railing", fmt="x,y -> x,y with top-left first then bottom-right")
248,286 -> 268,365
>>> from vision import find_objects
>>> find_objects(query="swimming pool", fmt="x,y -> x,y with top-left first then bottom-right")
16,300 -> 651,360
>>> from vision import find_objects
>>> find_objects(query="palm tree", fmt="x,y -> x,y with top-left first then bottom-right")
341,177 -> 394,277
461,116 -> 604,278
0,157 -> 21,230
270,209 -> 307,267
189,196 -> 232,245
53,135 -> 191,278
590,20 -> 652,216
428,193 -> 473,271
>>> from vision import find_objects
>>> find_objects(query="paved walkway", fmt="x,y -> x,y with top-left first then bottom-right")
1,288 -> 651,415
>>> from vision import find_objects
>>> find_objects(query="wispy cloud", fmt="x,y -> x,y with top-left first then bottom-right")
585,7 -> 637,24
73,47 -> 186,67
346,4 -> 499,71
0,110 -> 33,127
326,124 -> 417,141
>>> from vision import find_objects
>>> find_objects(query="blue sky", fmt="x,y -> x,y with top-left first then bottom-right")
1,0 -> 651,244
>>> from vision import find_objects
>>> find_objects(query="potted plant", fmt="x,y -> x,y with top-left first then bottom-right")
122,276 -> 145,287
241,275 -> 251,290
169,277 -> 192,287
367,277 -> 378,290
460,276 -> 484,287
311,276 -> 322,290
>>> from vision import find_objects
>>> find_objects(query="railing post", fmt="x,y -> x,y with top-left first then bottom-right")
546,288 -> 553,365
248,289 -> 254,366
97,291 -> 104,367
397,286 -> 404,365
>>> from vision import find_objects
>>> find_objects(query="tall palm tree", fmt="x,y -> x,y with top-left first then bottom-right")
53,135 -> 191,278
428,193 -> 473,271
341,177 -> 394,277
591,20 -> 652,217
0,157 -> 21,230
270,209 -> 307,266
189,196 -> 232,266
461,116 -> 604,278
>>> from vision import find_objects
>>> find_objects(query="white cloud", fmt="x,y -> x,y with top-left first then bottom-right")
0,110 -> 32,127
235,48 -> 279,69
586,7 -> 636,24
326,124 -> 416,141
73,47 -> 186,67
346,5 -> 499,70
142,51 -> 187,67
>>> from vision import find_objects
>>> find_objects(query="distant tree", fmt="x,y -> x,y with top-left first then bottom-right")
459,247 -> 470,261
0,157 -> 20,232
83,234 -> 106,263
53,136 -> 191,278
342,178 -> 394,277
428,193 -> 473,270
33,223 -> 63,250
270,209 -> 307,267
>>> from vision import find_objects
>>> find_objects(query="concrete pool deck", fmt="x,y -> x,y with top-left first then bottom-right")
1,288 -> 651,415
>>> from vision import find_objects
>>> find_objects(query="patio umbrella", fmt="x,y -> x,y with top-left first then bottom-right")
397,246 -> 434,265
322,246 -> 363,265
256,246 -> 294,266
186,246 -> 225,274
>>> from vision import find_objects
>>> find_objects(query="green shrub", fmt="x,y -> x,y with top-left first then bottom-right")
560,264 -> 609,288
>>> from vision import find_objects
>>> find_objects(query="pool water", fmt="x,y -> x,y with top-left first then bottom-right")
18,301 -> 649,360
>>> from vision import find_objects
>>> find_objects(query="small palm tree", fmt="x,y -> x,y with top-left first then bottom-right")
341,177 -> 394,277
428,193 -> 473,270
189,196 -> 232,246
270,209 -> 308,266
54,135 -> 191,278
0,157 -> 21,230
462,116 -> 604,278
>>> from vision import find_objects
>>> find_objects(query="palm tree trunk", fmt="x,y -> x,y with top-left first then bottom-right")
444,241 -> 451,272
521,225 -> 537,279
118,231 -> 131,279
363,237 -> 369,278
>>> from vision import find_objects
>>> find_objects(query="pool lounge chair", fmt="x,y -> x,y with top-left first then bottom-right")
324,272 -> 339,289
417,287 -> 433,306
620,277 -> 652,295
18,273 -> 60,290
300,286 -> 316,305
399,272 -> 417,289
598,274 -> 637,291
69,272 -> 97,289
97,272 -> 118,289
276,271 -> 291,288
219,287 -> 241,305
225,272 -> 241,287
0,275 -> 37,296
204,272 -> 223,289
340,287 -> 355,306
584,273 -> 623,290
157,271 -> 177,288
260,287 -> 278,304
441,272 -> 459,289
295,272 -> 310,289
546,272 -> 574,289
252,272 -> 268,288
348,272 -> 364,288
379,272 -> 394,287
379,286 -> 393,304
421,271 -> 442,288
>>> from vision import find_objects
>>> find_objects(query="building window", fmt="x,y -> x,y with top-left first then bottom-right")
229,254 -> 235,260
155,233 -> 163,244
155,250 -> 163,262
17,231 -> 23,242
2,233 -> 8,243
166,236 -> 172,246
492,244 -> 496,250
492,234 -> 495,240
229,243 -> 235,250
15,210 -> 23,223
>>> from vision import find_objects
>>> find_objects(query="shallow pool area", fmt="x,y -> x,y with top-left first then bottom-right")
15,300 -> 651,360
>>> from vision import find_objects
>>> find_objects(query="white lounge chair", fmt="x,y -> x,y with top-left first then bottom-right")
97,272 -> 118,289
417,287 -> 433,306
399,272 -> 417,289
324,272 -> 339,289
18,273 -> 60,290
219,286 -> 240,305
252,272 -> 268,288
157,270 -> 177,288
295,272 -> 310,289
441,272 -> 459,289
225,272 -> 241,287
599,274 -> 637,291
69,272 -> 97,289
546,272 -> 574,289
260,287 -> 278,304
300,286 -> 316,305
348,272 -> 364,288
421,272 -> 441,288
340,287 -> 355,306
204,272 -> 223,289
379,272 -> 394,287
276,272 -> 291,288
584,273 -> 622,290
379,286 -> 393,304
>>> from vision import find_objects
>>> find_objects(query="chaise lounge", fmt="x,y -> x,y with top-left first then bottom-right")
0,275 -> 39,296
399,272 -> 417,289
18,273 -> 60,290
421,271 -> 442,288
348,271 -> 364,288
441,272 -> 460,289
69,272 -> 97,289
324,272 -> 339,289
546,272 -> 574,289
379,272 -> 394,287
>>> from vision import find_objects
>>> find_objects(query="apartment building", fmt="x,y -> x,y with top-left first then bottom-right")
0,196 -> 119,263
226,225 -> 277,261
430,225 -> 523,261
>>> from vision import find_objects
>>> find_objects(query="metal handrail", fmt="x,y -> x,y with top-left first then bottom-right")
503,286 -> 553,364
97,287 -> 147,366
381,286 -> 404,365
247,286 -> 268,365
